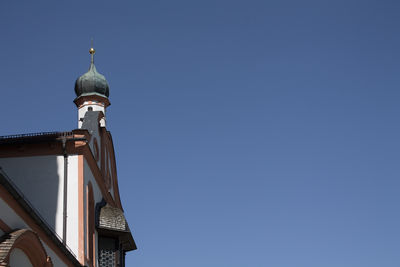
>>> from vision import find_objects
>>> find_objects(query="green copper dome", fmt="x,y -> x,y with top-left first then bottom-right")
74,49 -> 109,98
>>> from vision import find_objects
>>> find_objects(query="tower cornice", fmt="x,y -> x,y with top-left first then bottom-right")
74,94 -> 111,108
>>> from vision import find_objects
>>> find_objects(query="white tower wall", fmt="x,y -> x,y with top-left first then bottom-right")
78,101 -> 106,128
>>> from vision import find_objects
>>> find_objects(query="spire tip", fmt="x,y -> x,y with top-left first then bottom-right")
89,38 -> 95,64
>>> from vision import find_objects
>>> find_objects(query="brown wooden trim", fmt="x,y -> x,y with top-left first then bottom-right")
72,130 -> 92,142
0,142 -> 63,158
14,230 -> 51,267
0,218 -> 11,233
0,187 -> 75,266
0,132 -> 87,158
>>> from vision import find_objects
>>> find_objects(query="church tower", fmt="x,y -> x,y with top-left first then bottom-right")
0,46 -> 136,267
74,47 -> 110,128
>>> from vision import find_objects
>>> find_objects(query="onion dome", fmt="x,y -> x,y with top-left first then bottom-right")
74,47 -> 109,98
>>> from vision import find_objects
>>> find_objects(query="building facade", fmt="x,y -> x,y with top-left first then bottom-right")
0,47 -> 136,267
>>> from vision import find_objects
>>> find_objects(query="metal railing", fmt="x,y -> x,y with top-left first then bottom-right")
0,131 -> 74,140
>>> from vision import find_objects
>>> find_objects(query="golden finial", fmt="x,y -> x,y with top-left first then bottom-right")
89,38 -> 95,64
89,38 -> 95,54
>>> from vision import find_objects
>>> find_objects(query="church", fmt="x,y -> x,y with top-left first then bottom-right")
0,47 -> 136,266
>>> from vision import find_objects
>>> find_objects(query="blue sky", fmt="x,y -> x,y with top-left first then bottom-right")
1,1 -> 400,266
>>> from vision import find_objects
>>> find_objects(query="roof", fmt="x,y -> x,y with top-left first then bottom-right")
98,204 -> 129,232
0,231 -> 16,264
0,131 -> 74,145
74,61 -> 109,98
96,200 -> 137,251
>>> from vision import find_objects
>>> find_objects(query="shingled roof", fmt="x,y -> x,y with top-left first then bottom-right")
98,204 -> 129,232
95,200 -> 137,251
0,231 -> 17,265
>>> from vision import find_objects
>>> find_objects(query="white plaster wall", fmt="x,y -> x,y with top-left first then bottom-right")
0,196 -> 29,230
78,103 -> 106,128
0,199 -> 70,267
56,156 -> 65,236
43,243 -> 68,267
9,248 -> 33,267
66,155 -> 79,257
0,155 -> 82,259
0,156 -> 64,236
78,104 -> 104,170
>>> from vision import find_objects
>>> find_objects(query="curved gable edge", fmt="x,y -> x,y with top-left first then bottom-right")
101,129 -> 123,210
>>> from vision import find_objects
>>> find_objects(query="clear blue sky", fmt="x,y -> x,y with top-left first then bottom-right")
1,1 -> 400,266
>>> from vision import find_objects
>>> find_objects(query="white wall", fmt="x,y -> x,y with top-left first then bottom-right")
0,153 -> 111,267
9,248 -> 33,267
43,243 -> 68,267
0,198 -> 69,267
0,156 -> 64,235
0,198 -> 27,230
0,155 -> 81,259
78,102 -> 106,128
66,155 -> 79,257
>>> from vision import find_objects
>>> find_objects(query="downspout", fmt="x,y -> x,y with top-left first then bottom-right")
61,134 -> 87,246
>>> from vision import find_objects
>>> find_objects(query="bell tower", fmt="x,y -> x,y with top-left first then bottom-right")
74,46 -> 110,128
